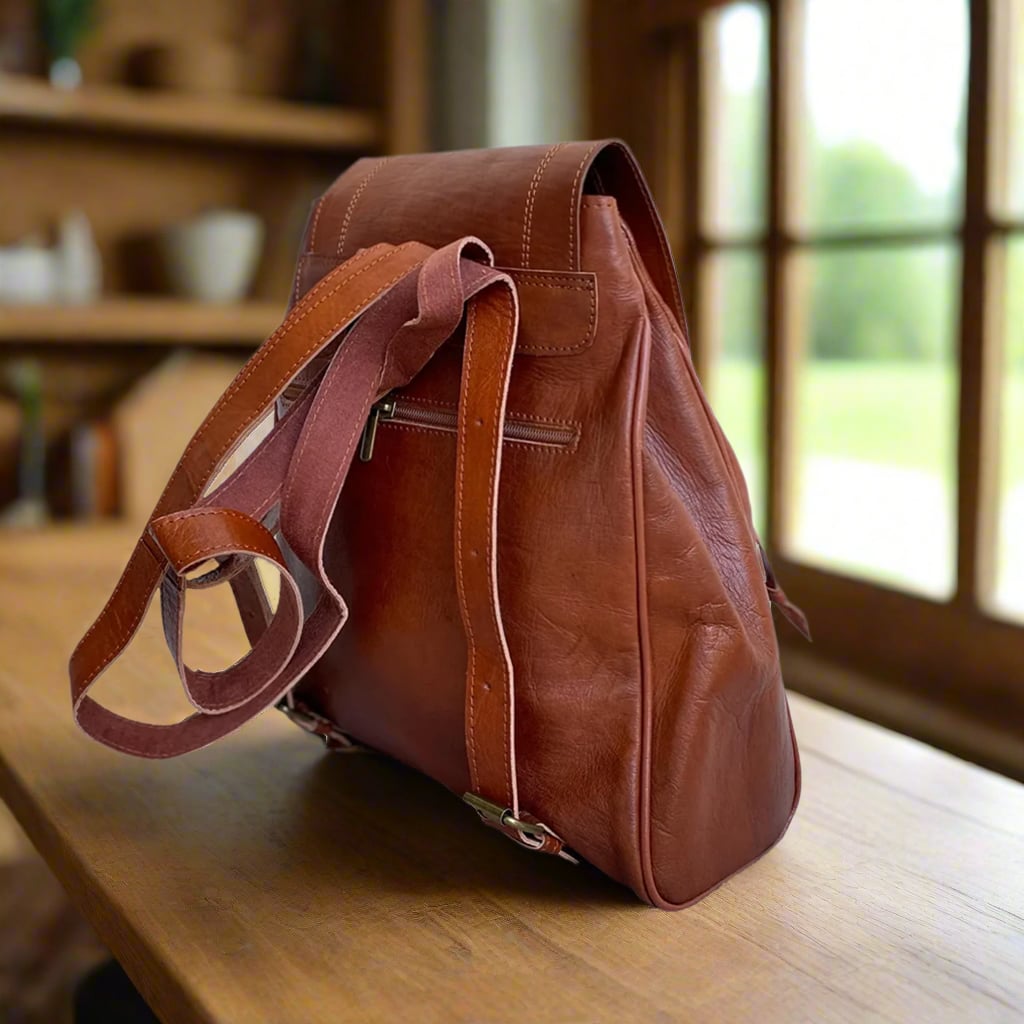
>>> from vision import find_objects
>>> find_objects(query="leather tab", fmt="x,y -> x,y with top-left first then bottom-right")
150,508 -> 282,575
295,254 -> 597,357
503,269 -> 597,354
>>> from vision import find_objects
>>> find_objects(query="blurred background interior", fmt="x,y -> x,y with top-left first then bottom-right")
0,0 -> 1022,1016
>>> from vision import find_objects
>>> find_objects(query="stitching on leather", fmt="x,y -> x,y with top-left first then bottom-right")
155,247 -> 416,514
337,159 -> 385,259
521,143 -> 564,269
384,421 -> 580,456
154,508 -> 279,566
75,247 -> 422,687
394,394 -> 455,409
509,274 -> 591,289
290,253 -> 308,308
581,197 -> 616,209
158,508 -> 257,526
168,537 -> 278,569
568,141 -> 603,269
480,292 -> 516,804
160,247 -> 402,500
487,272 -> 597,354
307,195 -> 327,251
452,254 -> 486,794
456,302 -> 481,790
520,341 -> 589,354
518,278 -> 596,354
391,394 -> 580,432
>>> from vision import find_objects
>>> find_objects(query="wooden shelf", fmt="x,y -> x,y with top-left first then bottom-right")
0,73 -> 381,152
0,299 -> 283,346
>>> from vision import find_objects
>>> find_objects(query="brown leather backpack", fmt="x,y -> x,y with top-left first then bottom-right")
70,141 -> 808,909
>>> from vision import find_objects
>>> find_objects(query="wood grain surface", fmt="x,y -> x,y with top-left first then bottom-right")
0,528 -> 1021,1023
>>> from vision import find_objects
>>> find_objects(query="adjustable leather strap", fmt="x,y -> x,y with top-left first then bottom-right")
69,242 -> 433,755
454,285 -> 518,808
278,240 -> 566,854
449,266 -> 567,857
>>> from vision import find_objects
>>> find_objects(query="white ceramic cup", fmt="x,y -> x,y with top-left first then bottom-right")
160,210 -> 264,303
0,246 -> 58,304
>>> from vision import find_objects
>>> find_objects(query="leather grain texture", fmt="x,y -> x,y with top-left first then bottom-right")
70,140 -> 802,909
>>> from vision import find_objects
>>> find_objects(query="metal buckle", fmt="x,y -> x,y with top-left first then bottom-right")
463,793 -> 579,863
462,793 -> 546,837
276,698 -> 364,752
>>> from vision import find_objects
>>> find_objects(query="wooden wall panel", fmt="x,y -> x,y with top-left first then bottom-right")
0,129 -> 337,301
75,0 -> 297,97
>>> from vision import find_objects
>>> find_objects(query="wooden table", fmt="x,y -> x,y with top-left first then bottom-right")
1,528 -> 1022,1023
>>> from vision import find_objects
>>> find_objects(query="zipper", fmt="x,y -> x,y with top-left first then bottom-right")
359,395 -> 577,462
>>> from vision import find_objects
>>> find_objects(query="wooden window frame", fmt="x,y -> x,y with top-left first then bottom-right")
588,0 -> 1024,776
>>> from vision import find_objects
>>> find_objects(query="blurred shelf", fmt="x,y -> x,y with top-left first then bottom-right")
0,73 -> 381,152
0,299 -> 283,346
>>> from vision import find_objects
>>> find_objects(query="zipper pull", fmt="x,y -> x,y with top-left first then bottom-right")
359,396 -> 396,462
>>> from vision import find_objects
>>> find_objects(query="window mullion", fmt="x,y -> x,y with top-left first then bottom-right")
764,0 -> 797,553
955,0 -> 995,610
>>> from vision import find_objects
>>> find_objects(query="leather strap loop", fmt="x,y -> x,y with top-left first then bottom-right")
150,508 -> 302,716
150,507 -> 281,575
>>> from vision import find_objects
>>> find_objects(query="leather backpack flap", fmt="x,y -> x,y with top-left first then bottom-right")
291,140 -> 684,346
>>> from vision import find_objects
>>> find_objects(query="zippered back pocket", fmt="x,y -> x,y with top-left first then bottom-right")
360,394 -> 579,462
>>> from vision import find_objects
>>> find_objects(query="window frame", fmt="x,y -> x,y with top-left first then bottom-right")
588,0 -> 1024,776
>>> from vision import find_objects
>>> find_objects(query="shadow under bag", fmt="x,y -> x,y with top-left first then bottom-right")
70,140 -> 809,909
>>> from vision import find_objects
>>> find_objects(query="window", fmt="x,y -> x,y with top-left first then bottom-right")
590,0 -> 1024,771
786,0 -> 966,598
702,0 -> 969,597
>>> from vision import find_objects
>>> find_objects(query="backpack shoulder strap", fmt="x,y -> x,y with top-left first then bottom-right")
68,243 -> 432,756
